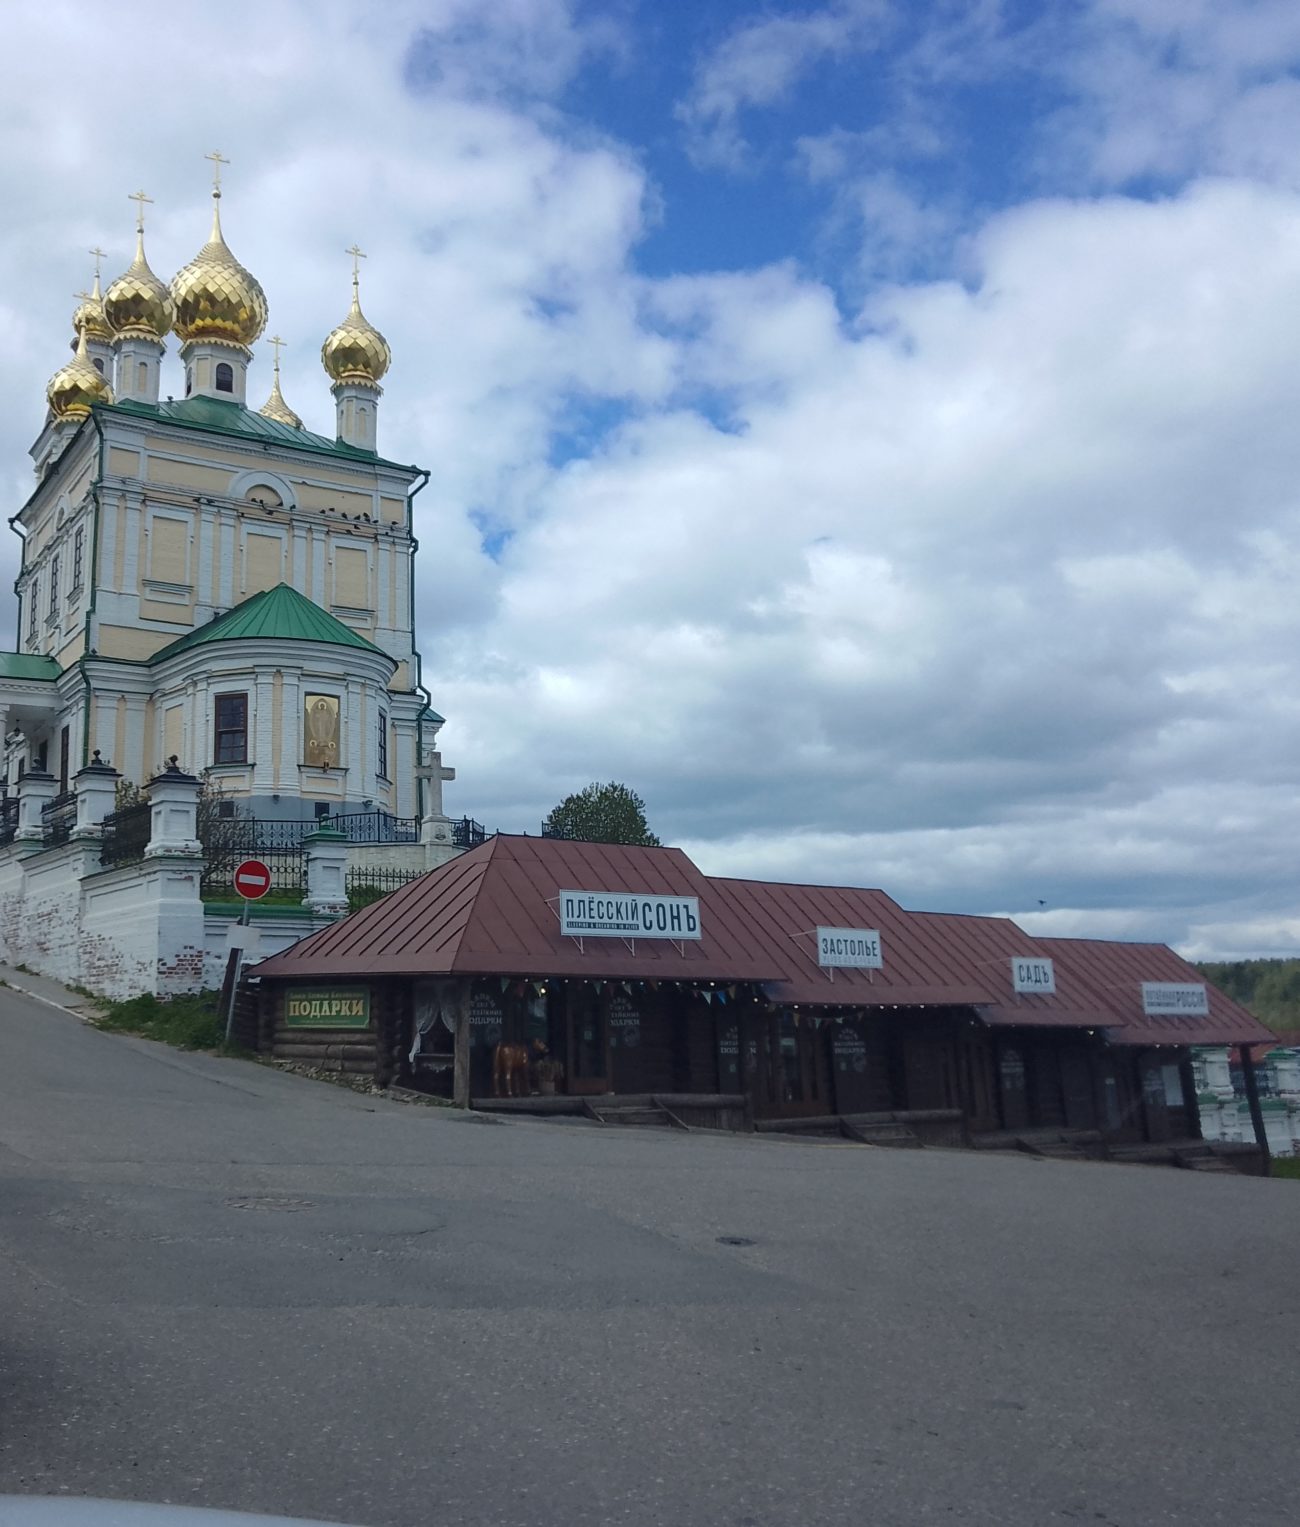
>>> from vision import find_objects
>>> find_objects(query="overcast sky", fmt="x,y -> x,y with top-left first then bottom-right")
4,0 -> 1300,958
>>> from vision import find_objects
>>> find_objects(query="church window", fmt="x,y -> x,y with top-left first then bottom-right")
137,361 -> 148,392
215,362 -> 234,393
48,557 -> 59,617
377,711 -> 389,779
214,693 -> 248,765
93,357 -> 105,375
185,368 -> 193,397
27,578 -> 38,640
72,527 -> 84,591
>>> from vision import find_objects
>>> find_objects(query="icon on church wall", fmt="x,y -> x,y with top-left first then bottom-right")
304,693 -> 340,768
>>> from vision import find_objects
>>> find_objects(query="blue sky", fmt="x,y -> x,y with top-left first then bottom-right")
6,1 -> 1300,957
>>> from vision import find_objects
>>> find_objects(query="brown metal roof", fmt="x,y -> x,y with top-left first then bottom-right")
1034,937 -> 1274,1047
252,835 -> 788,982
705,878 -> 993,1008
905,910 -> 1121,1028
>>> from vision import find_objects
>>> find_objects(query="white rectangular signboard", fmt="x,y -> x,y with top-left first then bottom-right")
1141,982 -> 1209,1016
1011,956 -> 1056,994
817,927 -> 884,969
559,890 -> 702,940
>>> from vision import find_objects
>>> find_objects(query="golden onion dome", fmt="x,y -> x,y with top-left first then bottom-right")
321,266 -> 391,386
47,328 -> 114,419
104,228 -> 174,341
258,339 -> 303,428
170,192 -> 268,348
72,272 -> 112,344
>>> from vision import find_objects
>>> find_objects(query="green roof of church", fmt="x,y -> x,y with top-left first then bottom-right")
151,584 -> 387,663
100,396 -> 415,472
0,652 -> 61,681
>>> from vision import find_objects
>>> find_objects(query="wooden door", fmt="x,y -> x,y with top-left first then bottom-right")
997,1042 -> 1030,1130
566,986 -> 610,1095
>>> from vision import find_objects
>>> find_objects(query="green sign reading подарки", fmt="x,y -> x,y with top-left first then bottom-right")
285,989 -> 371,1028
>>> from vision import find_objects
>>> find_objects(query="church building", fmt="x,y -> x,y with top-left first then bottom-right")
1,160 -> 445,827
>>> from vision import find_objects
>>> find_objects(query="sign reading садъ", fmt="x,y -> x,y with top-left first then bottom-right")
285,987 -> 371,1028
559,891 -> 702,940
817,927 -> 884,969
1011,957 -> 1056,994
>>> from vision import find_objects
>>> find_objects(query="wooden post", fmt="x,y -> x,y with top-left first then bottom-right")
1239,1044 -> 1271,1168
738,1001 -> 755,1132
452,979 -> 472,1110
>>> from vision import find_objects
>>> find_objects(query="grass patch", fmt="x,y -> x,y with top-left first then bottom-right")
95,990 -> 228,1051
1270,1156 -> 1300,1180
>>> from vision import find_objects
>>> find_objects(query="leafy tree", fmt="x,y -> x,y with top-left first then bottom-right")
1197,958 -> 1300,1034
541,781 -> 661,847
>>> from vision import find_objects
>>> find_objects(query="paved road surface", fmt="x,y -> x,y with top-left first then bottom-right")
2,986 -> 1298,1527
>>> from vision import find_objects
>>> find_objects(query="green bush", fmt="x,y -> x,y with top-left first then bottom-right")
96,990 -> 226,1051
1271,1157 -> 1300,1181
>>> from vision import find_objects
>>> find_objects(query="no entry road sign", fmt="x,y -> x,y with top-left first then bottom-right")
233,859 -> 273,900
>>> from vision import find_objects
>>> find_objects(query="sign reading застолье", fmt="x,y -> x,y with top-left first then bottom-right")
285,988 -> 371,1028
816,927 -> 884,969
1141,982 -> 1209,1016
559,890 -> 702,940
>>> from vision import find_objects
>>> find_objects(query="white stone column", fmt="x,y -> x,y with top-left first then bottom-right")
145,760 -> 202,858
72,752 -> 121,839
304,827 -> 349,917
251,666 -> 277,795
14,769 -> 57,843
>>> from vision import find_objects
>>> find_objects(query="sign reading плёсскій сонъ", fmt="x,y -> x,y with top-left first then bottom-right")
559,891 -> 702,940
816,928 -> 884,969
285,988 -> 371,1028
1141,982 -> 1210,1016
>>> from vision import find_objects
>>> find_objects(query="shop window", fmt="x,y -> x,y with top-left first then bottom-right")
377,710 -> 388,779
213,692 -> 248,765
215,362 -> 234,393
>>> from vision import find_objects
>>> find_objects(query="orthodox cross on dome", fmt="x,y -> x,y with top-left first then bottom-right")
205,149 -> 230,196
89,246 -> 106,281
128,189 -> 153,234
268,333 -> 286,371
346,242 -> 366,294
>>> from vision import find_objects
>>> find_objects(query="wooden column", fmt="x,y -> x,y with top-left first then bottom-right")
738,1000 -> 755,1131
452,979 -> 472,1110
1239,1044 -> 1271,1167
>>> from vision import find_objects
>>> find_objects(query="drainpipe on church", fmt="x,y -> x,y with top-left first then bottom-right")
405,466 -> 432,816
79,408 -> 108,766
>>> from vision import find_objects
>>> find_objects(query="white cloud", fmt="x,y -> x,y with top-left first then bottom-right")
676,2 -> 890,169
6,4 -> 1300,959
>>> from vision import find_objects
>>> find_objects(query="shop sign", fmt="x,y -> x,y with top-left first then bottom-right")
285,987 -> 370,1028
1011,957 -> 1055,994
816,927 -> 883,969
559,890 -> 702,940
1141,982 -> 1209,1016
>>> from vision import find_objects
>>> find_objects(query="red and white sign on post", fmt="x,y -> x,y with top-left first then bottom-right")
233,858 -> 272,900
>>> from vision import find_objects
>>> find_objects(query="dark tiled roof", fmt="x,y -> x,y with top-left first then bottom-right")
1036,937 -> 1273,1047
707,878 -> 992,1008
0,652 -> 61,681
253,835 -> 788,982
151,584 -> 385,663
101,396 -> 416,471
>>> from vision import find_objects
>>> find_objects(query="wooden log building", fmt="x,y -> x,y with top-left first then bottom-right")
248,835 -> 1273,1156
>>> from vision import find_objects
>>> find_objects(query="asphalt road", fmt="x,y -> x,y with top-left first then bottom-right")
2,987 -> 1298,1527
